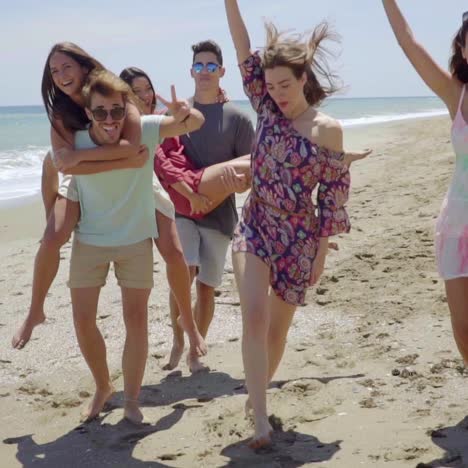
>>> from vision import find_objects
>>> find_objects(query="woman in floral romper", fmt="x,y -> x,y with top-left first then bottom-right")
225,0 -> 351,448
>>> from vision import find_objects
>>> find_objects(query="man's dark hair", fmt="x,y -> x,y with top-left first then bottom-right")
192,40 -> 223,65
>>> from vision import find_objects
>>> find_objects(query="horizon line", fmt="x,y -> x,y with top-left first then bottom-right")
0,95 -> 441,108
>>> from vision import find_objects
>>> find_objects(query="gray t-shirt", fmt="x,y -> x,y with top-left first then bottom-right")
178,101 -> 254,237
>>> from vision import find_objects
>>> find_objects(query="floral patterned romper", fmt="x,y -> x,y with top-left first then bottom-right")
232,52 -> 351,306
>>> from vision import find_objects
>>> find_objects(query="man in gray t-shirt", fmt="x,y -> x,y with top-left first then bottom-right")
160,40 -> 254,372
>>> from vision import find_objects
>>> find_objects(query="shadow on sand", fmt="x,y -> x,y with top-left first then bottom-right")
220,414 -> 341,467
416,416 -> 468,467
4,370 -> 364,467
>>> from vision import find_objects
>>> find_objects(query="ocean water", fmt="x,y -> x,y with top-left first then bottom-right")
0,96 -> 447,203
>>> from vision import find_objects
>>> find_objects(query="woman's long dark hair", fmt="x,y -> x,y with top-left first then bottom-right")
41,42 -> 105,138
119,67 -> 156,113
450,20 -> 468,83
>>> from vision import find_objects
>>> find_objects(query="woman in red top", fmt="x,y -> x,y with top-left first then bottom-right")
120,67 -> 252,219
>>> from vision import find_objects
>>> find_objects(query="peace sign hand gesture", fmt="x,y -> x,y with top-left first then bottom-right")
156,85 -> 191,124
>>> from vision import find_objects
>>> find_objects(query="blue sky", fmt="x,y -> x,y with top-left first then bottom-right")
1,0 -> 466,106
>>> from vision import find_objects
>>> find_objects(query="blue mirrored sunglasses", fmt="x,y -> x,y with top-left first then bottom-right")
192,62 -> 220,74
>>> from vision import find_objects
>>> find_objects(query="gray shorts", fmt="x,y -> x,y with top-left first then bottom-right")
175,217 -> 230,288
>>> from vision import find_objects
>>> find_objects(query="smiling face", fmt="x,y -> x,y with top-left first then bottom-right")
131,76 -> 155,115
190,51 -> 225,93
49,52 -> 88,98
85,92 -> 126,145
264,66 -> 307,118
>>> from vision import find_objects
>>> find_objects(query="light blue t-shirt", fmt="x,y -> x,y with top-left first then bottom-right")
74,115 -> 163,247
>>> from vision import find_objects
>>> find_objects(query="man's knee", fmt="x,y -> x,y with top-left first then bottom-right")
72,311 -> 96,333
125,311 -> 148,333
197,280 -> 215,297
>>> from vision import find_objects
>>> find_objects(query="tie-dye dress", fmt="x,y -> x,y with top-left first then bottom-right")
435,85 -> 468,279
232,52 -> 351,305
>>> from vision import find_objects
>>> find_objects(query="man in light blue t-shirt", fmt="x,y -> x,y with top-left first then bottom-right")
67,70 -> 205,424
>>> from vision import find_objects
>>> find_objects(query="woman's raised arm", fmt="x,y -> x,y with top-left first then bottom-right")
224,0 -> 252,63
382,0 -> 458,112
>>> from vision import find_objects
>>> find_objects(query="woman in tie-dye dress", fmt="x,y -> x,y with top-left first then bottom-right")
384,1 -> 468,360
225,0 -> 351,448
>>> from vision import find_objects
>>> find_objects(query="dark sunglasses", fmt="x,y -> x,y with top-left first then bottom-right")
91,106 -> 126,122
192,62 -> 220,74
464,11 -> 468,23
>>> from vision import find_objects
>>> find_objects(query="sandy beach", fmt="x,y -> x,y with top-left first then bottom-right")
1,115 -> 466,468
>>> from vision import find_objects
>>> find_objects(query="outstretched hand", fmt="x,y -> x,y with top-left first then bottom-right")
343,148 -> 373,168
156,85 -> 191,123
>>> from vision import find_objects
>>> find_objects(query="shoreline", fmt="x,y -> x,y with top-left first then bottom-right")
0,113 -> 451,211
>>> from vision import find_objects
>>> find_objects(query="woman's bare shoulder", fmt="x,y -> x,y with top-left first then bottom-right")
314,112 -> 343,152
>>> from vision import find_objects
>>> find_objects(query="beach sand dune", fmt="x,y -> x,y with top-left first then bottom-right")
1,116 -> 466,467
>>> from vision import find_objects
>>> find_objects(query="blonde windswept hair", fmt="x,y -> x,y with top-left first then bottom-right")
261,21 -> 341,106
82,69 -> 144,113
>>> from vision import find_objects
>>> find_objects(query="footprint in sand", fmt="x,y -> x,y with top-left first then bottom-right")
159,453 -> 184,461
396,354 -> 419,365
359,398 -> 378,409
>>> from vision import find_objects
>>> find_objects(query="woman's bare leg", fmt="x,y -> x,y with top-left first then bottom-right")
233,251 -> 273,449
153,211 -> 206,370
41,151 -> 59,221
197,157 -> 251,208
446,278 -> 468,364
266,291 -> 296,383
12,196 -> 80,349
245,290 -> 296,417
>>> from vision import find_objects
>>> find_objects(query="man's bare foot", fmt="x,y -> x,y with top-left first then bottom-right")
186,353 -> 209,374
162,341 -> 184,371
12,311 -> 46,349
124,399 -> 144,424
248,418 -> 273,450
80,383 -> 114,422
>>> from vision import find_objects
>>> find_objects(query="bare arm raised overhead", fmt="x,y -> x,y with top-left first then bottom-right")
382,0 -> 461,116
224,0 -> 252,63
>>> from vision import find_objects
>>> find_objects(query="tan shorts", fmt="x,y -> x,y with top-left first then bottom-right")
68,238 -> 154,289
